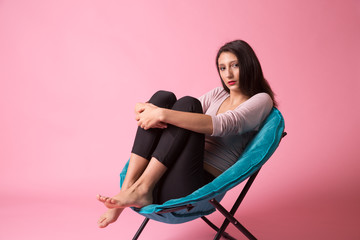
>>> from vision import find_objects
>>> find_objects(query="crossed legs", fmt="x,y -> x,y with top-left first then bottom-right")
97,154 -> 167,228
97,91 -> 207,228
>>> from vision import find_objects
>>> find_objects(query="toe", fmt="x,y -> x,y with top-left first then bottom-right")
104,202 -> 116,209
97,216 -> 105,226
97,217 -> 104,224
98,195 -> 109,202
99,222 -> 107,228
98,215 -> 111,228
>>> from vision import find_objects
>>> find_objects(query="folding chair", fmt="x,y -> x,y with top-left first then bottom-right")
119,108 -> 286,240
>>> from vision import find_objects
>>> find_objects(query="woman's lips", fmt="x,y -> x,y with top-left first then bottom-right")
228,81 -> 236,85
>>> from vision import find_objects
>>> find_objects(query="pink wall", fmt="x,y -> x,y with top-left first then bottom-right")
1,0 -> 359,239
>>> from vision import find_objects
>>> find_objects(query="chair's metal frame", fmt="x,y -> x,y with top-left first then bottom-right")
132,132 -> 287,240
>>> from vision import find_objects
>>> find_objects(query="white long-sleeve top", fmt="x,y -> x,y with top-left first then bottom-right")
198,87 -> 273,172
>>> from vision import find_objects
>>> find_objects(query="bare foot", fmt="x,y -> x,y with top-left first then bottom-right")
97,186 -> 153,209
97,208 -> 123,228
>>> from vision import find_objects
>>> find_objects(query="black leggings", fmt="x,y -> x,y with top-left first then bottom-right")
131,90 -> 214,204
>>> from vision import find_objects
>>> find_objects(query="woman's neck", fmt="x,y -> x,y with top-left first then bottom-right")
228,89 -> 249,106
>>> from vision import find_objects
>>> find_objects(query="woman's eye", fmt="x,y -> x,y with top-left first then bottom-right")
219,66 -> 226,71
232,63 -> 239,68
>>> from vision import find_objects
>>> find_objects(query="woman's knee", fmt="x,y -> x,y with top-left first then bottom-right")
172,96 -> 203,113
148,90 -> 177,109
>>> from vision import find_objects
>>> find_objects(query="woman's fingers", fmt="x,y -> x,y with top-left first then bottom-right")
137,119 -> 159,130
156,122 -> 167,128
135,102 -> 146,114
136,104 -> 163,130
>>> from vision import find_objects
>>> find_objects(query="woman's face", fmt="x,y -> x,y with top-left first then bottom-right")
217,52 -> 240,91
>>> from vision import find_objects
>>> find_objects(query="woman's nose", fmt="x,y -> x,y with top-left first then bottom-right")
225,68 -> 233,78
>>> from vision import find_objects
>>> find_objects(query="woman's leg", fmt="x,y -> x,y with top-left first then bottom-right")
153,96 -> 209,203
98,96 -> 208,209
97,90 -> 176,228
123,90 -> 177,188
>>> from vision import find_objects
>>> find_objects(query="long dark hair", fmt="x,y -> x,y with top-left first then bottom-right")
216,40 -> 277,107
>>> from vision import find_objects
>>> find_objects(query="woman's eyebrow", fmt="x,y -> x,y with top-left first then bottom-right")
219,60 -> 238,65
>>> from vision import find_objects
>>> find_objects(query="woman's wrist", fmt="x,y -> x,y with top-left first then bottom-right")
158,108 -> 166,123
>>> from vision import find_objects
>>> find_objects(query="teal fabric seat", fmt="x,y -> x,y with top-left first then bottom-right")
120,108 -> 286,239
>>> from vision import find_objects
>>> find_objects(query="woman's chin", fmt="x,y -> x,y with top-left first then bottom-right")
227,84 -> 240,90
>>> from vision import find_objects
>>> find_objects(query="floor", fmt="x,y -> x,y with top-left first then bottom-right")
1,183 -> 359,240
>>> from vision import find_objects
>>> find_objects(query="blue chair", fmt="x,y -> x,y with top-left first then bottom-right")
120,108 -> 286,240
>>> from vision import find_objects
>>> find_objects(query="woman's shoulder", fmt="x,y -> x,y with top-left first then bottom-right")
243,92 -> 273,111
248,92 -> 272,102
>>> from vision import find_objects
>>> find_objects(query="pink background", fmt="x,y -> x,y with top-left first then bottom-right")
1,0 -> 359,239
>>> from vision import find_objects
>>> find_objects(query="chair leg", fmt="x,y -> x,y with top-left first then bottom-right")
210,169 -> 260,240
210,199 -> 256,240
201,216 -> 236,240
132,218 -> 150,240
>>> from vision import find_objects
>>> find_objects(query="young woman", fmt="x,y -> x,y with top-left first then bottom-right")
97,40 -> 276,228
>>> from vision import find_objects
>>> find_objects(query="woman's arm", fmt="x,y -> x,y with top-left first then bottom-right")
159,108 -> 213,135
135,103 -> 213,134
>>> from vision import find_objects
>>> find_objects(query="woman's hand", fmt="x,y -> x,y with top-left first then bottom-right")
135,102 -> 167,130
135,102 -> 146,115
